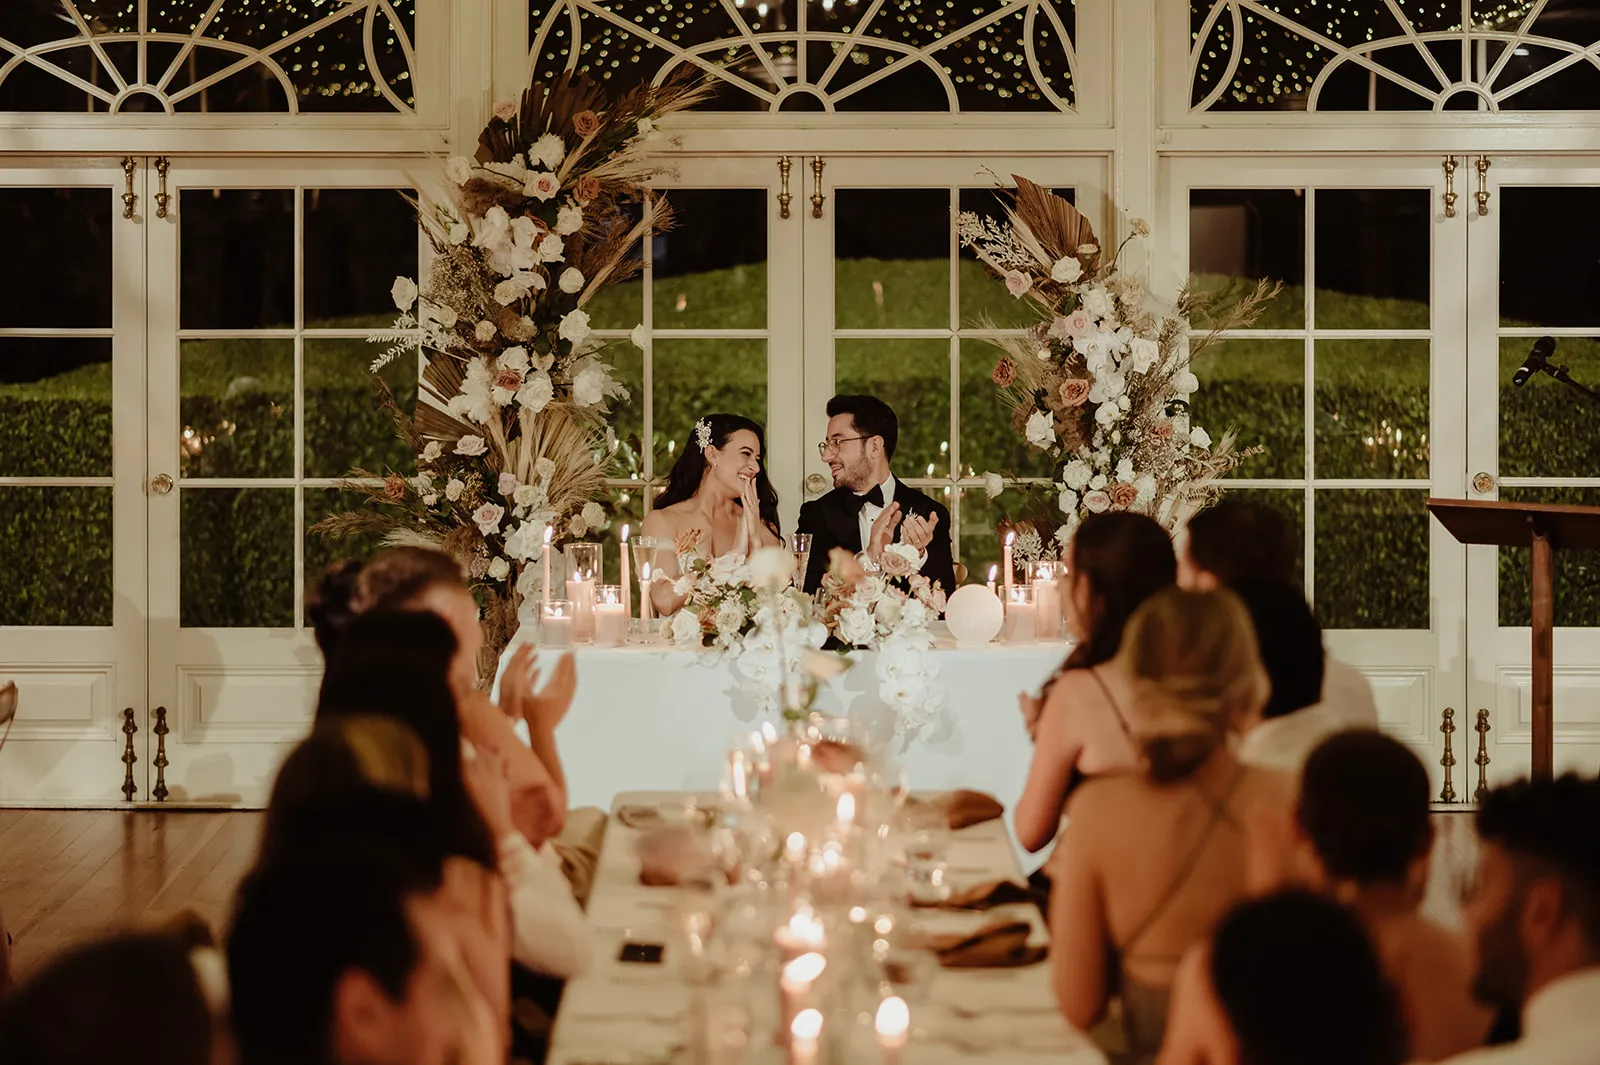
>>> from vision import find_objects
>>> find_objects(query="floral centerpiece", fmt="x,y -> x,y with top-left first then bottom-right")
958,177 -> 1277,548
314,71 -> 712,669
815,547 -> 948,745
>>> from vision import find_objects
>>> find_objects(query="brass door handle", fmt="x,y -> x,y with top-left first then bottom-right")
1473,471 -> 1494,494
777,156 -> 793,220
149,473 -> 174,495
810,157 -> 826,219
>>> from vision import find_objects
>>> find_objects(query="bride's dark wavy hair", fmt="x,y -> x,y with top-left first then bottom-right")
655,413 -> 782,537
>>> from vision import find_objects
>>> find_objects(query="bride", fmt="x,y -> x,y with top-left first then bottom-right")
641,413 -> 783,616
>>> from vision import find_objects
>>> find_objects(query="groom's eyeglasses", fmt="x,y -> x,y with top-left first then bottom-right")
817,435 -> 869,457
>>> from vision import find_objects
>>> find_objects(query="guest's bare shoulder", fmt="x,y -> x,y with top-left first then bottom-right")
1240,763 -> 1296,809
1061,770 -> 1145,822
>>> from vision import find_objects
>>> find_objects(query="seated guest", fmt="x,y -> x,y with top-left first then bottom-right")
318,612 -> 593,981
229,850 -> 498,1065
1048,587 -> 1291,1064
0,926 -> 233,1065
1441,773 -> 1600,1065
798,394 -> 957,599
1159,890 -> 1407,1065
1180,500 -> 1378,768
1226,578 -> 1336,773
1294,732 -> 1493,1060
308,548 -> 575,845
1015,511 -> 1177,853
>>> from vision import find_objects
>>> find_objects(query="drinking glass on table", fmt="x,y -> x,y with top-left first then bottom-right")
789,533 -> 813,583
897,804 -> 951,904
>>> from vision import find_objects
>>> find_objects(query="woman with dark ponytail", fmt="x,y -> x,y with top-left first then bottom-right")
640,413 -> 783,616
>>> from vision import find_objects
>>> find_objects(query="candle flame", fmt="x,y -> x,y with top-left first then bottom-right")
988,564 -> 998,580
785,832 -> 808,861
792,1008 -> 823,1042
783,952 -> 827,986
836,792 -> 856,824
544,525 -> 554,544
621,523 -> 630,542
876,996 -> 910,1038
1005,530 -> 1016,546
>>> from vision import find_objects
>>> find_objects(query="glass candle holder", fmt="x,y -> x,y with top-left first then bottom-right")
1030,561 -> 1063,641
593,584 -> 627,647
566,542 -> 600,643
540,599 -> 575,649
1004,585 -> 1037,645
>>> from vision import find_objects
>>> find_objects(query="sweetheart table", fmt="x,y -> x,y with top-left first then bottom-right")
500,631 -> 1064,872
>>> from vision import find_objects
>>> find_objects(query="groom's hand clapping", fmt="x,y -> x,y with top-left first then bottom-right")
867,502 -> 903,560
900,510 -> 938,551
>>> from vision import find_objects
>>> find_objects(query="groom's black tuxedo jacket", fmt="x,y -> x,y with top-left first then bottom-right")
797,481 -> 958,602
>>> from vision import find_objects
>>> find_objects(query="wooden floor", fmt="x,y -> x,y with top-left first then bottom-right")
0,808 -> 1478,986
0,809 -> 262,982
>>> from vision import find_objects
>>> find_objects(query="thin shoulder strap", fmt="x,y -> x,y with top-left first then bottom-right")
1088,667 -> 1133,740
1118,765 -> 1249,957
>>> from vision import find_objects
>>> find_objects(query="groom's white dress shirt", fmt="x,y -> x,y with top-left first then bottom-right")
857,473 -> 897,553
1438,967 -> 1600,1065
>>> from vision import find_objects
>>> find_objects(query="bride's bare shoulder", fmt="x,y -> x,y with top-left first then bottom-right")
641,505 -> 691,537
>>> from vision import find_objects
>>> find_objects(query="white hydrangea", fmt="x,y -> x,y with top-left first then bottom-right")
1061,460 -> 1093,490
1080,285 -> 1116,322
532,133 -> 566,169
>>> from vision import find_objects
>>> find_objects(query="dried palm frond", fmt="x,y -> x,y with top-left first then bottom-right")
514,407 -> 611,514
1009,175 -> 1099,267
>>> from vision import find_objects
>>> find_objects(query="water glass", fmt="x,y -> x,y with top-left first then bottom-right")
898,805 -> 951,904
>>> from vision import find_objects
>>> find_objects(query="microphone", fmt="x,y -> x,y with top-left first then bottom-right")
1513,337 -> 1556,387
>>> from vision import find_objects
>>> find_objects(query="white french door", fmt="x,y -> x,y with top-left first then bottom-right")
0,159 -> 149,803
1168,157 -> 1470,792
800,155 -> 1110,578
1466,157 -> 1600,787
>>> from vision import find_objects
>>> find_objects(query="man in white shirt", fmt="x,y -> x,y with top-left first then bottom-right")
1441,773 -> 1600,1065
1178,499 -> 1379,771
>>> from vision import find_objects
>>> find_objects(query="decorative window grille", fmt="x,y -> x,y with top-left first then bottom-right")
0,0 -> 416,114
528,0 -> 1077,113
1190,1 -> 1600,112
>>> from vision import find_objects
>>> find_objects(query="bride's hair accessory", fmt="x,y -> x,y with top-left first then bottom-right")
693,418 -> 713,451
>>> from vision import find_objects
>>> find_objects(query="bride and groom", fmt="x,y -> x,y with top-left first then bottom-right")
639,394 -> 958,617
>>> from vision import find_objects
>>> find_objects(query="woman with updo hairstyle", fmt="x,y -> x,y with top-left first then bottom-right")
307,545 -> 574,846
1045,587 -> 1292,1065
640,413 -> 783,616
1014,511 -> 1177,854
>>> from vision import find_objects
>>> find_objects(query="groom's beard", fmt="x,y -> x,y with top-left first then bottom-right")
833,454 -> 876,493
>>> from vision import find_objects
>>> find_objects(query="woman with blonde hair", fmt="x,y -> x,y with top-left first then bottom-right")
1046,587 -> 1293,1065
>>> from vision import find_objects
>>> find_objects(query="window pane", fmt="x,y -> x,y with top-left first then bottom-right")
1189,189 -> 1305,329
0,337 -> 112,477
1500,188 -> 1600,328
1192,339 -> 1304,479
1498,335 -> 1600,479
836,189 -> 949,330
1313,189 -> 1430,330
304,189 -> 419,327
835,339 -> 950,480
651,190 -> 766,331
1498,487 -> 1600,629
1315,340 -> 1429,479
651,339 -> 766,472
957,486 -> 1058,583
304,486 -> 387,624
957,338 -> 1056,479
0,487 -> 112,626
0,188 -> 111,328
1314,489 -> 1429,630
182,488 -> 294,628
179,338 -> 294,479
180,189 -> 295,330
304,339 -> 418,479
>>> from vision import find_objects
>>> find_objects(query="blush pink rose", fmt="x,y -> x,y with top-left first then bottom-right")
1110,483 -> 1139,509
1059,379 -> 1091,407
1082,490 -> 1112,514
493,99 -> 517,122
1005,270 -> 1034,298
1065,310 -> 1094,338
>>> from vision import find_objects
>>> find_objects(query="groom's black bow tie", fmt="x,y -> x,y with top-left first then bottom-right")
857,485 -> 885,509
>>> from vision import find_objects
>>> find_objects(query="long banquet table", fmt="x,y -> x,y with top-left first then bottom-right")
547,790 -> 1108,1065
512,634 -> 1065,871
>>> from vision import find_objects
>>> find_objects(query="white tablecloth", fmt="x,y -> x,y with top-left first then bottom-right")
509,632 -> 1064,872
547,791 -> 1107,1065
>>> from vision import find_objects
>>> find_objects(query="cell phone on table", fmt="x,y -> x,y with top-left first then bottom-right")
618,941 -> 665,964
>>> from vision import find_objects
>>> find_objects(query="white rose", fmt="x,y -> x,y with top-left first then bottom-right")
1082,490 -> 1112,514
449,221 -> 469,245
487,556 -> 511,581
571,359 -> 610,407
390,276 -> 418,311
555,310 -> 591,348
533,133 -> 566,169
432,303 -> 459,329
455,434 -> 488,457
421,441 -> 443,463
1089,473 -> 1108,491
568,513 -> 588,537
422,493 -> 438,507
875,596 -> 904,631
983,471 -> 1005,499
504,521 -> 545,562
538,233 -> 565,262
513,483 -> 545,508
559,267 -> 585,294
1025,409 -> 1056,450
1081,285 -> 1115,321
474,320 -> 496,342
1174,371 -> 1200,394
524,171 -> 561,201
747,546 -> 796,592
500,346 -> 530,373
445,478 -> 465,502
1136,474 -> 1157,506
555,204 -> 584,236
534,456 -> 556,482
581,501 -> 605,528
1126,337 -> 1160,375
630,324 -> 649,350
516,372 -> 554,412
838,606 -> 875,647
882,542 -> 924,574
444,156 -> 473,185
856,575 -> 887,607
670,609 -> 701,647
474,205 -> 511,251
1050,255 -> 1083,284
1058,487 -> 1079,514
899,598 -> 930,632
472,503 -> 505,535
1062,459 -> 1093,490
1115,457 -> 1136,482
1189,426 -> 1213,449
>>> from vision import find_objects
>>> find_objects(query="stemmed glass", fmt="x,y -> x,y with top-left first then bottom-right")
789,533 -> 813,584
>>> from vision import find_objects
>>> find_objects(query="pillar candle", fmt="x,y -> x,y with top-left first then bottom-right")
566,579 -> 595,642
986,564 -> 997,597
1033,578 -> 1061,640
1002,531 -> 1015,610
541,526 -> 554,608
594,602 -> 627,647
876,997 -> 909,1065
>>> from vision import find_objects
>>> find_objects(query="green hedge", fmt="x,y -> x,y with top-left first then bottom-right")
3,264 -> 1597,629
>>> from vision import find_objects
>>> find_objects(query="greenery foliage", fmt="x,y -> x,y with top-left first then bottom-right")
3,266 -> 1597,629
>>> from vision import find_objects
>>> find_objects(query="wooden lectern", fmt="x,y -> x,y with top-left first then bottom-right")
1428,498 -> 1600,780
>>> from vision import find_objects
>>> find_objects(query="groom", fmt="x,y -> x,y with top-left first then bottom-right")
798,394 -> 957,601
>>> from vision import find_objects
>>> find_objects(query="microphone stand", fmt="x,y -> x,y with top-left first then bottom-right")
1526,358 -> 1600,407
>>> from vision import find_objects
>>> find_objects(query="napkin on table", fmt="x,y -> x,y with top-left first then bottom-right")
910,918 -> 1048,968
910,789 -> 1006,830
912,878 -> 1033,911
